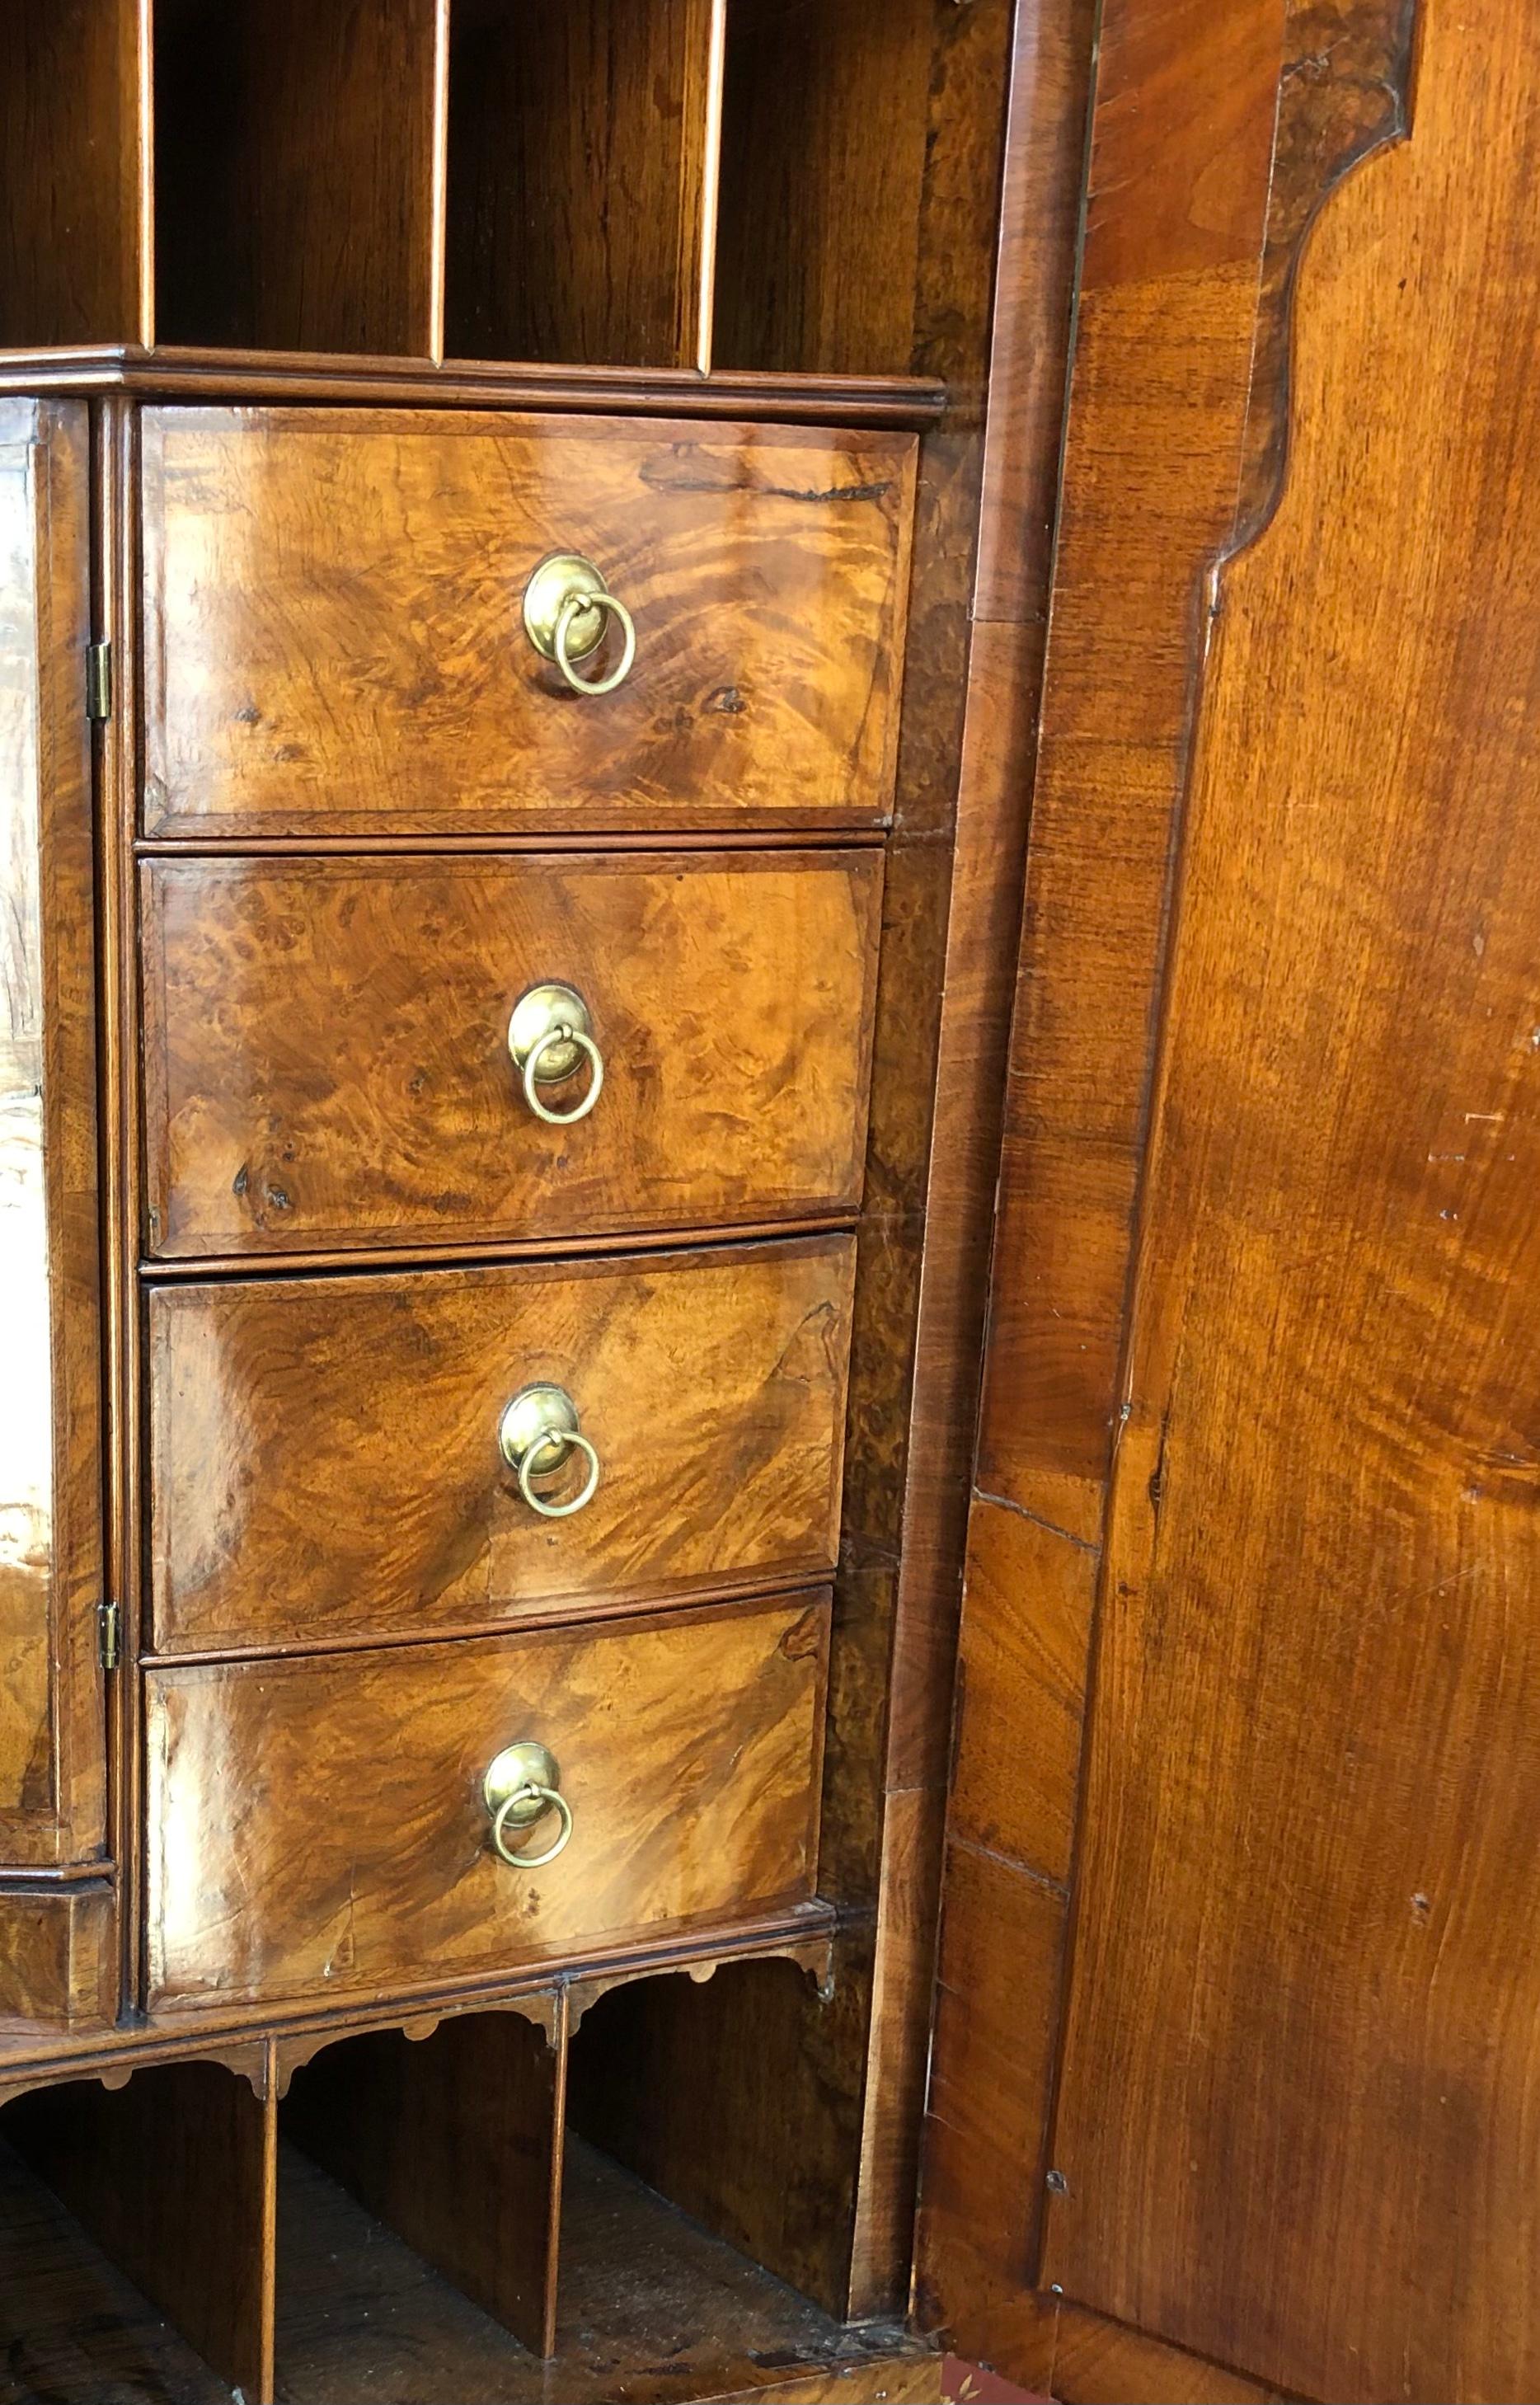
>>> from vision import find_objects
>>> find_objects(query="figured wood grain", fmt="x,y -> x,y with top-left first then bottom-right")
284,2004 -> 567,2359
0,1886 -> 115,2044
0,400 -> 106,1874
148,1239 -> 853,1651
152,0 -> 442,355
139,407 -> 916,837
141,851 -> 880,1259
0,1 -> 147,350
1045,6 -> 1540,2401
5,2059 -> 276,2399
145,1596 -> 828,2011
446,0 -> 716,369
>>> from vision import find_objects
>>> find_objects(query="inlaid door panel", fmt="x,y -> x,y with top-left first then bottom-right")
144,1594 -> 829,2009
148,1238 -> 854,1652
140,849 -> 881,1259
139,406 -> 917,838
0,397 -> 106,1880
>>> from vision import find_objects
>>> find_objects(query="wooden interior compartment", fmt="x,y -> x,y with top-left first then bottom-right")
0,0 -> 146,350
1,2060 -> 276,2399
152,0 -> 443,356
712,0 -> 942,377
444,0 -> 721,369
282,2005 -> 566,2360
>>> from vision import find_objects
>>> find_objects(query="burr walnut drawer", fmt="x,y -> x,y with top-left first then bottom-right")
147,1237 -> 854,1654
143,1595 -> 829,2011
139,406 -> 917,839
140,849 -> 881,1260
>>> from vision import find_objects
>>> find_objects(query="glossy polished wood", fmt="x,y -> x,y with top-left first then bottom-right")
1045,6 -> 1540,2400
148,1238 -> 853,1653
0,400 -> 105,1874
152,0 -> 442,357
446,0 -> 718,371
141,850 -> 880,1259
0,1885 -> 115,2041
139,407 -> 916,838
145,1595 -> 829,2011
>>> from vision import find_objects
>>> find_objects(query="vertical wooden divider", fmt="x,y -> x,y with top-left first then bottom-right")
5,2054 -> 279,2402
427,0 -> 453,365
693,0 -> 728,373
281,1993 -> 570,2361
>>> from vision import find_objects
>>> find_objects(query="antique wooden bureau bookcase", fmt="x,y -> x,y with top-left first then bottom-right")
0,3 -> 1068,2398
12,4 -> 1526,2405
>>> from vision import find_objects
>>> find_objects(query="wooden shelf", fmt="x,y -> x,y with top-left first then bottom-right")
0,0 -> 977,381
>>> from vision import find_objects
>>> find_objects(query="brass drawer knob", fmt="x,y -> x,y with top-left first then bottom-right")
523,551 -> 637,696
499,1382 -> 602,1520
507,981 -> 604,1125
483,1740 -> 574,1870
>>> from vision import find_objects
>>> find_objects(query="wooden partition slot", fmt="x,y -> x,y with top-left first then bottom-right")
2,2061 -> 277,2401
152,0 -> 444,357
444,0 -> 720,369
0,0 -> 147,350
712,0 -> 939,377
281,2004 -> 566,2360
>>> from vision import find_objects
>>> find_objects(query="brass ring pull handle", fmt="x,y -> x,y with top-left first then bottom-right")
499,1383 -> 603,1520
523,552 -> 637,697
507,982 -> 604,1126
484,1742 -> 575,1871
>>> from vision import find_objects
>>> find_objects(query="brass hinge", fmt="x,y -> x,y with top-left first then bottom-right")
86,641 -> 112,721
98,1599 -> 121,1672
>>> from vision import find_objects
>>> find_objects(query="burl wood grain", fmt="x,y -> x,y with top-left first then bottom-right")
139,407 -> 916,838
446,0 -> 717,370
148,1238 -> 853,1652
145,1596 -> 828,2010
0,400 -> 106,1873
1045,5 -> 1540,2400
140,850 -> 880,1259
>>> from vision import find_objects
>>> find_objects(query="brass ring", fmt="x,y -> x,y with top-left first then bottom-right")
517,1426 -> 601,1520
491,1783 -> 574,1870
554,589 -> 636,697
522,1024 -> 604,1125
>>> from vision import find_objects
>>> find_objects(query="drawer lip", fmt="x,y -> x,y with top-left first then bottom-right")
143,1592 -> 831,2013
139,848 -> 883,1262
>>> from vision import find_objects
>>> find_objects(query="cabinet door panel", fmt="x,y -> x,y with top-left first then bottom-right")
0,398 -> 106,1875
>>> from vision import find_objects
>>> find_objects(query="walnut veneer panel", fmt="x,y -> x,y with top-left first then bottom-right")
145,1595 -> 828,2009
1041,4 -> 1540,2401
139,408 -> 917,837
148,1238 -> 853,1651
140,851 -> 880,1259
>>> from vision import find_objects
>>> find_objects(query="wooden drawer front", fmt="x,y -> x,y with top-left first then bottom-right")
148,1238 -> 854,1653
140,407 -> 916,839
145,1597 -> 828,2008
141,851 -> 880,1259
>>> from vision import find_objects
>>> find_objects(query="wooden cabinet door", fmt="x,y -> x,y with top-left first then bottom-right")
0,400 -> 106,1877
922,4 -> 1540,2402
